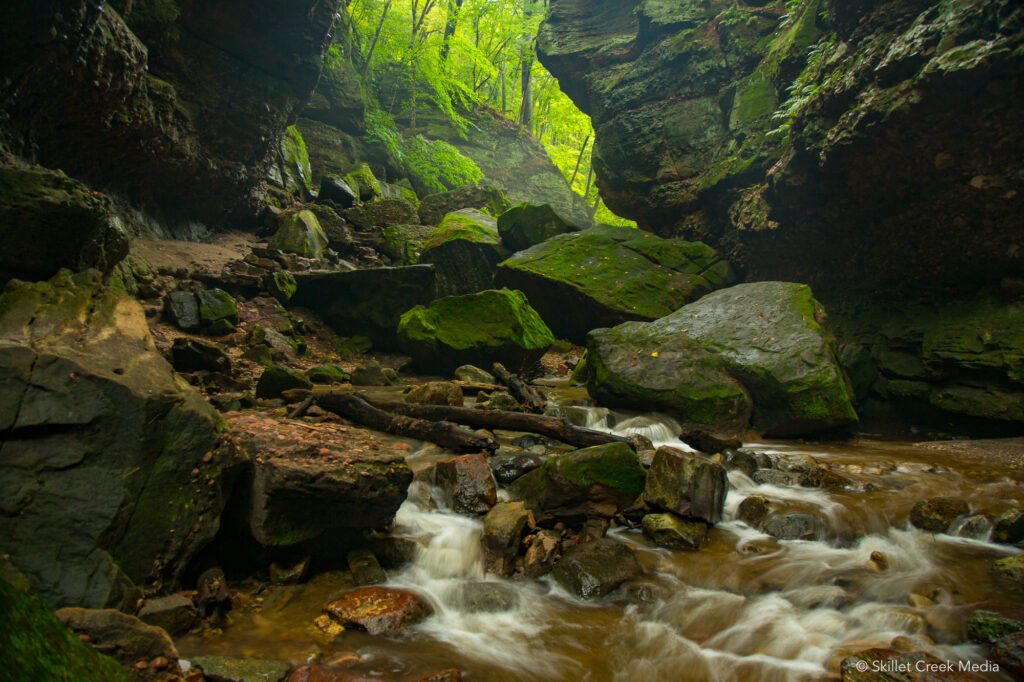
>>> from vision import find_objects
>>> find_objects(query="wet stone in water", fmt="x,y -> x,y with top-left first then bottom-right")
551,538 -> 641,600
323,587 -> 432,635
347,548 -> 387,586
909,497 -> 970,533
450,581 -> 520,613
761,513 -> 826,541
642,513 -> 708,551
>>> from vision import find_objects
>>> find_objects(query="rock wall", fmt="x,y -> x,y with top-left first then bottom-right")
538,0 -> 1024,431
0,0 -> 344,229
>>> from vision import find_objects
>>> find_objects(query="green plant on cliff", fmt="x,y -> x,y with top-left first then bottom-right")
767,33 -> 837,142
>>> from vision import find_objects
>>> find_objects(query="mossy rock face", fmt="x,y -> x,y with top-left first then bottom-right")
420,209 -> 509,297
0,565 -> 128,682
419,186 -> 512,226
305,364 -> 348,385
0,165 -> 129,281
264,271 -> 297,303
647,282 -> 858,437
256,364 -> 313,399
398,288 -> 554,376
497,203 -> 582,252
343,198 -> 419,231
269,209 -> 328,259
279,125 -> 312,196
308,203 -> 353,252
967,610 -> 1024,645
495,225 -> 735,342
510,441 -> 646,523
380,224 -> 436,265
586,322 -> 753,436
344,163 -> 383,202
196,288 -> 239,329
0,271 -> 227,609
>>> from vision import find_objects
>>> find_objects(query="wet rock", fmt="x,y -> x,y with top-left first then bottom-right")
197,288 -> 240,331
511,442 -> 647,523
419,209 -> 508,297
270,209 -> 328,260
489,452 -> 543,486
721,449 -> 758,477
324,587 -> 432,635
137,594 -> 197,636
191,655 -> 290,682
807,466 -> 856,491
318,175 -> 358,209
405,382 -> 464,407
347,549 -> 386,586
343,164 -> 383,202
967,609 -> 1024,644
308,205 -> 353,255
419,186 -> 511,226
481,502 -> 534,577
226,413 -> 412,548
496,225 -> 734,343
165,291 -> 201,330
737,496 -> 771,528
643,446 -> 728,525
952,514 -> 992,539
994,555 -> 1024,585
475,391 -> 521,411
196,568 -> 232,617
305,364 -> 348,385
497,202 -> 580,252
585,321 -> 752,436
642,513 -> 708,551
762,513 -> 827,541
454,364 -> 496,384
909,497 -> 970,533
0,166 -> 129,281
552,538 -> 642,600
398,288 -> 554,375
994,511 -> 1024,545
0,271 -> 225,609
751,469 -> 805,487
55,608 -> 178,663
291,266 -> 437,348
367,536 -> 424,568
451,582 -> 520,613
171,337 -> 232,374
350,359 -> 394,386
270,557 -> 310,586
343,198 -> 419,231
256,365 -> 313,399
265,271 -> 297,304
992,631 -> 1024,679
524,529 -> 562,578
434,453 -> 498,515
678,430 -> 742,455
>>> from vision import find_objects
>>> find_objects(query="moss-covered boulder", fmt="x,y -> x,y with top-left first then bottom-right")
397,289 -> 555,375
269,209 -> 328,259
380,224 -> 436,265
317,175 -> 358,209
653,282 -> 857,436
642,513 -> 709,551
495,225 -> 735,342
308,203 -> 353,252
196,288 -> 239,331
292,265 -> 437,348
497,203 -> 581,252
342,198 -> 419,231
256,364 -> 313,399
0,166 -> 129,282
305,364 -> 348,385
0,270 -> 227,609
510,441 -> 646,523
0,564 -> 128,681
277,125 -> 312,197
419,209 -> 509,297
344,163 -> 383,202
419,186 -> 511,226
586,322 -> 753,436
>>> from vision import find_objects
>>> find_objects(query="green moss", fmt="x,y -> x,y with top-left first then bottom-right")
731,72 -> 777,127
269,210 -> 328,259
0,568 -> 129,682
344,163 -> 382,200
281,126 -> 311,191
555,442 -> 646,498
424,210 -> 499,250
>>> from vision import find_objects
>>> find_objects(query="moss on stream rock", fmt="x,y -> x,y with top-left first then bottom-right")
420,209 -> 508,297
398,288 -> 554,375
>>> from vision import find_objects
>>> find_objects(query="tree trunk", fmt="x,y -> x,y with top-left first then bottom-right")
359,0 -> 393,77
440,0 -> 465,63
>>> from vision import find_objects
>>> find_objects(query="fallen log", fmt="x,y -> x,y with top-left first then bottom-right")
361,397 -> 649,452
315,392 -> 497,454
492,363 -> 547,413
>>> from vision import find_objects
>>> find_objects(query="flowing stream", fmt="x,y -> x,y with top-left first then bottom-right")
178,393 -> 1024,681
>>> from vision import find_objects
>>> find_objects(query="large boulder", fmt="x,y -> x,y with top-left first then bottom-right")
643,447 -> 728,525
225,413 -> 412,548
510,442 -> 646,523
653,282 -> 858,436
397,289 -> 555,375
0,166 -> 129,282
342,198 -> 419,231
497,202 -> 581,252
269,209 -> 328,259
291,265 -> 437,348
420,209 -> 509,297
0,270 -> 227,609
551,538 -> 641,600
432,453 -> 497,516
481,502 -> 534,577
585,322 -> 753,436
419,186 -> 511,226
55,607 -> 178,664
379,224 -> 436,265
495,225 -> 735,342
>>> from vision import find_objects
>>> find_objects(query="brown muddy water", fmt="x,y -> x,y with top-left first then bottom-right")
177,389 -> 1024,681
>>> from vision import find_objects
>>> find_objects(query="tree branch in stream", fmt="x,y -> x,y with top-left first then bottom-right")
491,363 -> 547,413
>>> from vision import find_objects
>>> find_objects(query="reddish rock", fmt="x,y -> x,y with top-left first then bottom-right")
434,453 -> 497,515
324,587 -> 432,635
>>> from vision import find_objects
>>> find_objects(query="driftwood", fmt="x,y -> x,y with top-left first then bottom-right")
492,363 -> 547,413
362,397 -> 646,452
315,392 -> 497,454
